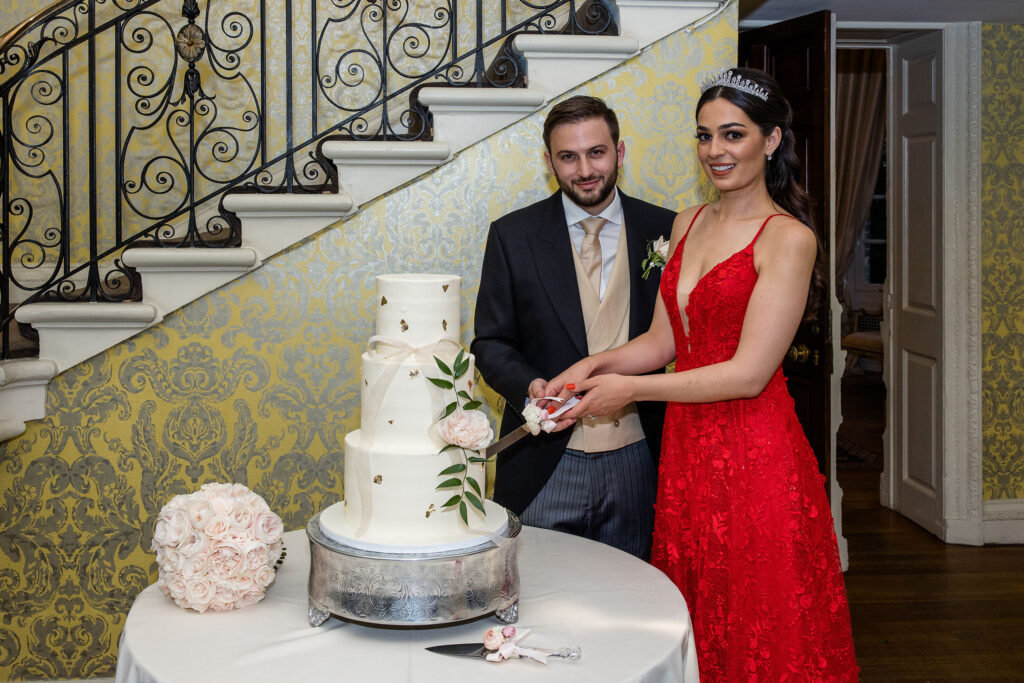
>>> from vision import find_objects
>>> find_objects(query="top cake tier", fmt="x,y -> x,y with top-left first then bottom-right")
373,274 -> 462,351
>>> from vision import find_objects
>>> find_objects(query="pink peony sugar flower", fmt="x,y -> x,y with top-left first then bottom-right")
437,408 -> 494,451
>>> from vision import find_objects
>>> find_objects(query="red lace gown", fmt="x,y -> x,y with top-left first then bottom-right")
652,207 -> 858,681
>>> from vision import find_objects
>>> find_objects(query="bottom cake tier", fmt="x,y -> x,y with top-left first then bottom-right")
318,497 -> 510,553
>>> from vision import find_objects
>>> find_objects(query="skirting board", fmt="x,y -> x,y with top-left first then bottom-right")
982,499 -> 1024,544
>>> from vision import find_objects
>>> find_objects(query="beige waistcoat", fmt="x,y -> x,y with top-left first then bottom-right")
567,222 -> 645,453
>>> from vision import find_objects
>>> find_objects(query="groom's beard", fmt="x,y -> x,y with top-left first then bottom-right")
556,163 -> 619,209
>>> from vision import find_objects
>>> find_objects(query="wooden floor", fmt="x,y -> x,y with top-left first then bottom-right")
839,469 -> 1024,681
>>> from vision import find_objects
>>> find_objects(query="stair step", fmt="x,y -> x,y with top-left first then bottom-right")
123,247 -> 260,314
321,141 -> 452,208
511,34 -> 639,96
15,302 -> 160,372
617,0 -> 726,46
0,357 -> 59,437
418,88 -> 546,151
221,193 -> 355,259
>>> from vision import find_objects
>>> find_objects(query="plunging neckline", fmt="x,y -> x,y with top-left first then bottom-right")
674,206 -> 783,340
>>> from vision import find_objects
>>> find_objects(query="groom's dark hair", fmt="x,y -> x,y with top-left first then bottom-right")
543,95 -> 620,152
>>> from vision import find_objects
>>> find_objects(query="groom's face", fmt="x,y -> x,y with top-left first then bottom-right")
544,117 -> 625,215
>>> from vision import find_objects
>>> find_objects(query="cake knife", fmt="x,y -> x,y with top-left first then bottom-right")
426,642 -> 582,661
483,396 -> 579,457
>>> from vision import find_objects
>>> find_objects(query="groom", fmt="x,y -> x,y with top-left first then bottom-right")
471,95 -> 674,559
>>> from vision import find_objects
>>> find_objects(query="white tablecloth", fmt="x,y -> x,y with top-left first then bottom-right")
116,526 -> 699,682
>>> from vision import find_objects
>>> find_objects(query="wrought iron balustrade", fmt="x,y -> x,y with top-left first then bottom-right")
0,0 -> 616,359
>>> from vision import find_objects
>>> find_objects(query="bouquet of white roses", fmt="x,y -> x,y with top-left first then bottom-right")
151,482 -> 285,613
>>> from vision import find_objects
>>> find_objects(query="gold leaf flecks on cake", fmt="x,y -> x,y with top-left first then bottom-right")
409,369 -> 419,378
364,379 -> 368,386
442,284 -> 449,292
442,319 -> 447,331
425,504 -> 436,518
381,296 -> 388,305
373,475 -> 382,484
400,319 -> 408,332
388,419 -> 394,424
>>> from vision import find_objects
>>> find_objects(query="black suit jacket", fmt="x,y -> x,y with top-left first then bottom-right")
471,190 -> 676,515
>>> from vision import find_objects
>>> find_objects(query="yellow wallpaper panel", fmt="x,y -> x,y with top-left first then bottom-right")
0,6 -> 737,680
981,24 -> 1024,501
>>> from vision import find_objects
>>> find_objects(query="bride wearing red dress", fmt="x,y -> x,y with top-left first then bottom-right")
545,68 -> 858,681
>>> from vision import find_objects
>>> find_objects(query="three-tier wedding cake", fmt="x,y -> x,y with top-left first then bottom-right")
318,274 -> 509,552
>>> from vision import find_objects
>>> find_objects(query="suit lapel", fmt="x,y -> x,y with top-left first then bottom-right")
530,193 -> 589,357
621,192 -> 646,338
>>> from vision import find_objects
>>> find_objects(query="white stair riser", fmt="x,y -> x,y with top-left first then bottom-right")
35,322 -> 160,373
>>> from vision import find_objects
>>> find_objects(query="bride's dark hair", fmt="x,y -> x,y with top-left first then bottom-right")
697,67 -> 826,320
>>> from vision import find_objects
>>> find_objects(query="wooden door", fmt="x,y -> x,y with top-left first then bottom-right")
889,30 -> 945,536
739,11 -> 835,481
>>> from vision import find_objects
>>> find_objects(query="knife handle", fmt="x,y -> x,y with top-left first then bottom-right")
546,646 -> 582,661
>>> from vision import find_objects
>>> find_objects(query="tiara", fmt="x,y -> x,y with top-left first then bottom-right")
699,70 -> 769,102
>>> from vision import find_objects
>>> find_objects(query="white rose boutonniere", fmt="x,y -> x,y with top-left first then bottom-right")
521,403 -> 544,435
641,236 -> 670,280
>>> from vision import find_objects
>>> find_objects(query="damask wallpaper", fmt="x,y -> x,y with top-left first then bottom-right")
0,6 -> 736,681
981,24 -> 1024,501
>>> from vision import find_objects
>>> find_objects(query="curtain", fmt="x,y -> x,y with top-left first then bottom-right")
835,49 -> 887,333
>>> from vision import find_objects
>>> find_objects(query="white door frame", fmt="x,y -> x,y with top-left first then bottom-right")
837,21 -> 984,545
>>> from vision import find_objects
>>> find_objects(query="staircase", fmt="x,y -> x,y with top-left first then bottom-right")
0,0 -> 728,441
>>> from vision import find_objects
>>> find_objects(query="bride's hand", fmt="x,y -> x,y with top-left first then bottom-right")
559,374 -> 636,422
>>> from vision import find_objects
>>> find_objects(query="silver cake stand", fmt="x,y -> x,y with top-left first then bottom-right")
306,510 -> 521,627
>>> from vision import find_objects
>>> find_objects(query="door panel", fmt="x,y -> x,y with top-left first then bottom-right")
891,30 -> 944,534
740,11 -> 834,481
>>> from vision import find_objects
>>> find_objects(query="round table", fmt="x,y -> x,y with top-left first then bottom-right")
116,527 -> 699,682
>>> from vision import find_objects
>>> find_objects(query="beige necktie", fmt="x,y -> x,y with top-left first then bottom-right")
579,216 -> 606,297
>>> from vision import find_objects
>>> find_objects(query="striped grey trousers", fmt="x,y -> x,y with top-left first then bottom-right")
519,440 -> 657,560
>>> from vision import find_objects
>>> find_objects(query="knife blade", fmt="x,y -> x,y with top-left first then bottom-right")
426,642 -> 489,659
483,423 -> 531,458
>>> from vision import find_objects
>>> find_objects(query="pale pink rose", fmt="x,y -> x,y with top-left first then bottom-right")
167,576 -> 188,600
229,573 -> 258,593
183,576 -> 216,612
207,540 -> 246,579
483,626 -> 505,650
253,565 -> 277,588
180,552 -> 210,579
204,514 -> 232,538
153,508 -> 190,547
186,498 -> 215,530
252,511 -> 284,545
244,541 -> 269,570
438,409 -> 494,451
177,529 -> 208,557
214,582 -> 241,606
158,548 -> 181,575
230,501 -> 255,530
234,589 -> 266,609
